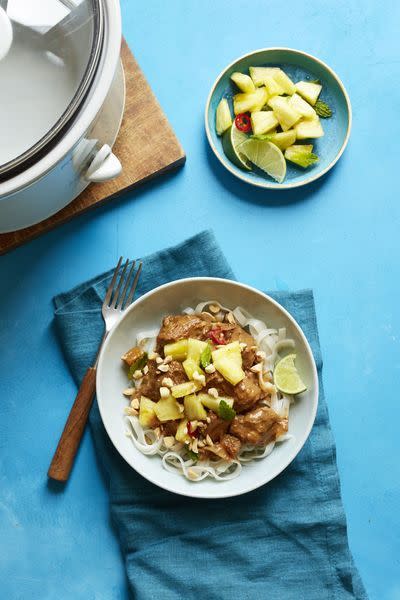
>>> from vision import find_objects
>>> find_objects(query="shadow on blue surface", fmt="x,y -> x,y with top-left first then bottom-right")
205,136 -> 336,207
46,478 -> 66,494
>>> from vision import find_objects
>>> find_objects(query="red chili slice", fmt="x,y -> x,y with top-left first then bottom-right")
235,113 -> 251,133
187,421 -> 199,438
207,327 -> 227,345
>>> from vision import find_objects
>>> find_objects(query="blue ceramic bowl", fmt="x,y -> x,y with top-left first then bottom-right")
205,48 -> 352,189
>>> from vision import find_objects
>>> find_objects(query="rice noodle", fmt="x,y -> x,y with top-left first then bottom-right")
125,300 -> 299,483
162,452 -> 242,481
238,441 -> 276,462
126,416 -> 163,455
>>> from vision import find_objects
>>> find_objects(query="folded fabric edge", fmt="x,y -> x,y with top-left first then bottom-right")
53,229 -> 220,311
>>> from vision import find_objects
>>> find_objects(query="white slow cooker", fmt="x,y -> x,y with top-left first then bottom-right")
0,0 -> 125,232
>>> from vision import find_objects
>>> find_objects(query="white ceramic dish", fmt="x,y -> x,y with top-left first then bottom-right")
0,0 -> 124,232
96,278 -> 319,499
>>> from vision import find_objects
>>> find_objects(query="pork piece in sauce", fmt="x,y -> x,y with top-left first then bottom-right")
230,406 -> 287,446
234,372 -> 264,413
205,368 -> 264,414
136,359 -> 186,401
221,434 -> 241,458
161,420 -> 179,437
121,346 -> 145,367
205,370 -> 234,397
201,434 -> 242,461
205,411 -> 230,442
156,314 -> 211,352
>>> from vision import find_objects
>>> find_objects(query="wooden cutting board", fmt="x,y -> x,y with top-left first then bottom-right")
0,39 -> 185,255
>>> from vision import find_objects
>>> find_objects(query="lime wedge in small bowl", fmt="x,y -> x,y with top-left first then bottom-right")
274,354 -> 307,395
222,125 -> 252,170
241,139 -> 286,183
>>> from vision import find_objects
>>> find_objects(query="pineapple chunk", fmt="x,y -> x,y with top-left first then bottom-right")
251,111 -> 279,136
268,130 -> 297,150
175,419 -> 189,443
212,341 -> 245,385
288,93 -> 316,118
233,87 -> 268,115
295,81 -> 322,106
249,66 -> 279,87
183,338 -> 208,379
187,338 -> 208,362
154,395 -> 182,422
271,69 -> 296,95
183,358 -> 204,380
268,96 -> 301,131
252,87 -> 269,111
139,396 -> 157,428
216,98 -> 232,136
171,381 -> 200,398
231,72 -> 255,93
164,339 -> 188,361
198,393 -> 234,413
295,116 -> 324,139
213,341 -> 242,363
263,75 -> 284,97
249,67 -> 296,94
212,355 -> 245,385
184,394 -> 207,420
249,66 -> 271,86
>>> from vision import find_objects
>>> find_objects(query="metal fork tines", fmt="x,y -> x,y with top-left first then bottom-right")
102,257 -> 142,331
92,258 -> 142,367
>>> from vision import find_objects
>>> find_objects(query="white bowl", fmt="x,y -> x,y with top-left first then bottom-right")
96,278 -> 319,499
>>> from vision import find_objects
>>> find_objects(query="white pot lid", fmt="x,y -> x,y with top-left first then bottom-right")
0,0 -> 104,179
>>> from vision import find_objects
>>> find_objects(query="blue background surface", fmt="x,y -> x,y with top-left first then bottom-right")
0,0 -> 399,598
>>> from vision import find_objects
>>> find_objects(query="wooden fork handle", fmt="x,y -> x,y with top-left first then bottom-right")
48,367 -> 97,482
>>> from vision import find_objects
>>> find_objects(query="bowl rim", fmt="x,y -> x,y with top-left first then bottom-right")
204,47 -> 352,190
96,276 -> 319,499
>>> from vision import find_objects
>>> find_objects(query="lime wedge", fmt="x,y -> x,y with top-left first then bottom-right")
222,125 -> 252,171
240,139 -> 286,183
274,354 -> 307,395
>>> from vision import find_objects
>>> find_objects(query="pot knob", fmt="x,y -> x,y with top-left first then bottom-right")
85,144 -> 122,183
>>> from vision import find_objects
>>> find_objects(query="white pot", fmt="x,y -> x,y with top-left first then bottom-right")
0,0 -> 124,233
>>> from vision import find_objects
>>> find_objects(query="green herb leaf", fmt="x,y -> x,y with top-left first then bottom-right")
218,400 -> 236,421
309,79 -> 321,84
128,352 -> 148,379
285,145 -> 319,169
314,100 -> 332,118
200,344 -> 212,369
187,450 -> 199,462
289,152 -> 319,168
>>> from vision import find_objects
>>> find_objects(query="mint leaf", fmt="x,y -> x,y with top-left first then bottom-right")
200,344 -> 212,369
309,79 -> 321,84
187,450 -> 199,462
285,145 -> 319,168
128,352 -> 148,379
218,400 -> 236,421
314,99 -> 332,118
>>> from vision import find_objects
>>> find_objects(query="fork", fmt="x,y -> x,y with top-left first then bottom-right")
48,257 -> 142,482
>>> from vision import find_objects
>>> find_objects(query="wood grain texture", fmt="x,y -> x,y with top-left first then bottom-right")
0,39 -> 185,255
47,367 -> 97,482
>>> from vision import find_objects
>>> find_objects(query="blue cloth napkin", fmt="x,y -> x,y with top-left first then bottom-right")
54,230 -> 367,600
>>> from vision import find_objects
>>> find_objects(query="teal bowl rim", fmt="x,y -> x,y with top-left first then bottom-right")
205,47 -> 352,190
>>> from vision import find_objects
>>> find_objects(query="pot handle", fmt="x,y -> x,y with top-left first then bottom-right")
0,8 -> 12,61
85,144 -> 122,183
